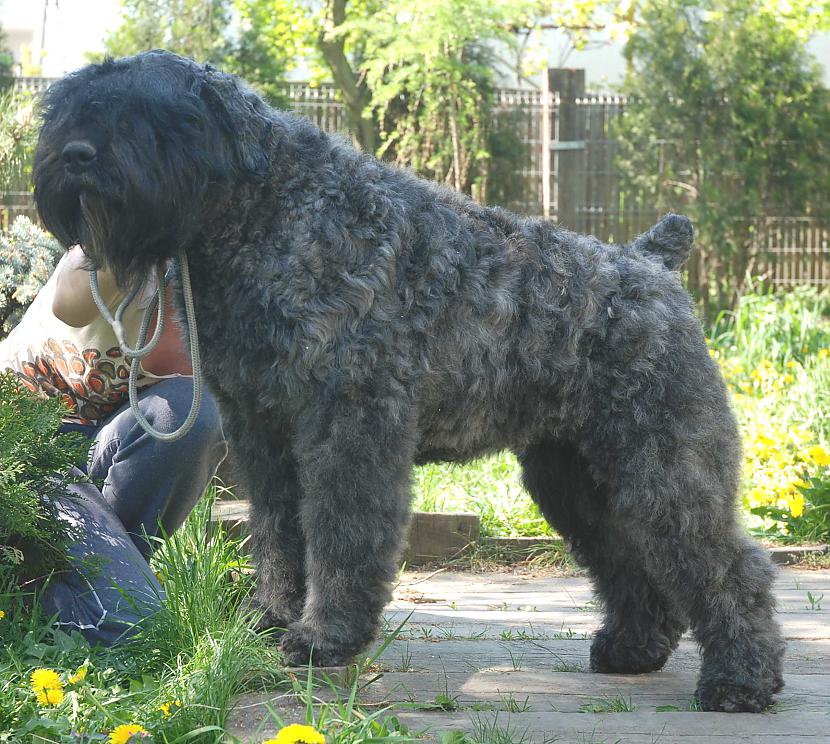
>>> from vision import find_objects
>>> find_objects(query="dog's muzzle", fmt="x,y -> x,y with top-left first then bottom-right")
62,141 -> 97,175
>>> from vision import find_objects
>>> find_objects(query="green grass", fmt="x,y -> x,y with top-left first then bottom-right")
578,695 -> 636,714
709,285 -> 830,372
435,713 -> 560,744
249,624 -> 419,744
0,488 -> 288,742
710,286 -> 830,444
0,491 -> 426,742
711,288 -> 830,542
413,451 -> 549,538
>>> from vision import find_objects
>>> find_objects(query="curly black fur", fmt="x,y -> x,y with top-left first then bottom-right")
34,50 -> 784,711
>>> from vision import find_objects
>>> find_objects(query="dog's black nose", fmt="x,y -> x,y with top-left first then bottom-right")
62,141 -> 97,173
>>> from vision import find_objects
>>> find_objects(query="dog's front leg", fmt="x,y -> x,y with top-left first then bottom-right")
222,414 -> 308,631
280,390 -> 416,666
247,450 -> 308,631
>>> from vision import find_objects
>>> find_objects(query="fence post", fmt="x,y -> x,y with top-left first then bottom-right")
548,68 -> 585,229
541,71 -> 551,220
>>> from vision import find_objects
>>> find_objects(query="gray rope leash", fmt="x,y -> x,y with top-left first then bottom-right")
89,264 -> 166,357
89,250 -> 203,442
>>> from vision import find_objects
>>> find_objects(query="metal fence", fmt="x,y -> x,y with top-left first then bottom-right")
4,74 -> 828,288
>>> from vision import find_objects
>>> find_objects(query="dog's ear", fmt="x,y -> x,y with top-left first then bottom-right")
199,66 -> 272,179
631,214 -> 694,270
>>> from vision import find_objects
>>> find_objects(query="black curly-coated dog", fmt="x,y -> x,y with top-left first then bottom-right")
33,50 -> 784,711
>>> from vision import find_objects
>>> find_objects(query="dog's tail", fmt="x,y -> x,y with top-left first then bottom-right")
631,214 -> 694,270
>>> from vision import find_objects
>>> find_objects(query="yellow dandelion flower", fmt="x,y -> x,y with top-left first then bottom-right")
267,723 -> 326,744
31,668 -> 62,692
783,374 -> 794,384
746,487 -> 772,507
807,445 -> 830,467
69,665 -> 88,684
109,724 -> 149,744
793,426 -> 815,443
787,492 -> 804,518
0,610 -> 5,619
819,349 -> 828,359
159,699 -> 182,717
36,687 -> 64,706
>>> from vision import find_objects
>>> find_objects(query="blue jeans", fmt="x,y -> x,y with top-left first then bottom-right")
41,378 -> 227,645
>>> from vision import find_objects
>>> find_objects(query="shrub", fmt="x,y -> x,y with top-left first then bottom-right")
0,215 -> 62,337
0,373 -> 88,582
616,0 -> 830,314
0,89 -> 38,191
710,288 -> 830,542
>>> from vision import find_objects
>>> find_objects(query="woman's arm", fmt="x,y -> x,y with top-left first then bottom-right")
52,246 -> 120,327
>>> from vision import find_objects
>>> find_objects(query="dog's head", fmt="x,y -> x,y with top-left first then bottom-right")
33,50 -> 272,289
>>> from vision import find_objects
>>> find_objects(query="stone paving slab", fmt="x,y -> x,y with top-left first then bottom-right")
386,711 -> 830,742
375,637 -> 830,675
227,568 -> 830,743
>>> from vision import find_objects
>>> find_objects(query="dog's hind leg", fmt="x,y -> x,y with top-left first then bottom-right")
225,420 -> 307,632
591,425 -> 785,712
280,390 -> 416,666
519,440 -> 687,674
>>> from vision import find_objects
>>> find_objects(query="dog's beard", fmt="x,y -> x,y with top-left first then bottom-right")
35,142 -> 188,291
34,162 -> 87,251
78,192 -> 125,275
80,193 -> 172,290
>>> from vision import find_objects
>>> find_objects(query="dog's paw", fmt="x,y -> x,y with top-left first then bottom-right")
279,623 -> 356,667
589,628 -> 673,674
695,679 -> 777,713
696,642 -> 784,712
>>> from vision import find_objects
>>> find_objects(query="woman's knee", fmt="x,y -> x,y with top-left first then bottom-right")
143,380 -> 227,457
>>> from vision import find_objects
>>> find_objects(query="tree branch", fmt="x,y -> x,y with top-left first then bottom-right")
317,0 -> 377,152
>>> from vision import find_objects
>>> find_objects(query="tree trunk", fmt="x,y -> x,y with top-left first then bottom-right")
318,0 -> 378,154
448,100 -> 463,191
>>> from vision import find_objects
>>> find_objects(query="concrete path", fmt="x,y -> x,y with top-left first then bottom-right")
227,567 -> 830,743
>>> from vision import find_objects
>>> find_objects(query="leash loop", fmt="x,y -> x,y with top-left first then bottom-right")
88,251 -> 203,442
89,264 -> 166,358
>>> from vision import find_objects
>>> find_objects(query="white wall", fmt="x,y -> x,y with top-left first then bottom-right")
537,27 -> 830,91
0,0 -> 121,76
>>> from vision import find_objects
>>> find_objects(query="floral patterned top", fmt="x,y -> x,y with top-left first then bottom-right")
0,254 -> 189,425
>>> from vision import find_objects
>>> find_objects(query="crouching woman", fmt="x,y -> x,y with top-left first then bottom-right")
0,246 -> 227,644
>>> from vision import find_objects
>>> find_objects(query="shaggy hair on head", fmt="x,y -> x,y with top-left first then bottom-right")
34,50 -> 784,712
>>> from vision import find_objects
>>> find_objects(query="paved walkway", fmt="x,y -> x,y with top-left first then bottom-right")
227,567 -> 830,743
